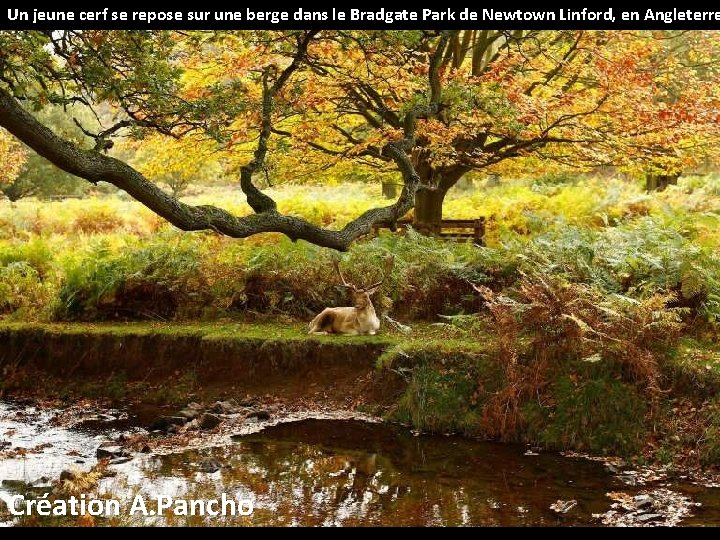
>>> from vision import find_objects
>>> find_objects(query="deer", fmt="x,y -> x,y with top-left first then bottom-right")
309,256 -> 395,336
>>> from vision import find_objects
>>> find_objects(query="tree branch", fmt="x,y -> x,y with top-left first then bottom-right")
0,87 -> 419,252
240,68 -> 278,213
430,32 -> 452,109
239,31 -> 318,214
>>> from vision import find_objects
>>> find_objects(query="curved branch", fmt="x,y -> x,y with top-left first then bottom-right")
240,68 -> 277,213
0,86 -> 418,252
240,31 -> 317,214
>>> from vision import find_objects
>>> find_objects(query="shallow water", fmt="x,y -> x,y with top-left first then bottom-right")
109,419 -> 632,526
0,403 -> 105,491
3,402 -> 720,527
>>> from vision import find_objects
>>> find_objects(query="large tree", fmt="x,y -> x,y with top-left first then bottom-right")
0,30 -> 718,248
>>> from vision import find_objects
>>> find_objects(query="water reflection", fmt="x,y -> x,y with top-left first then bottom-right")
133,420 -> 621,526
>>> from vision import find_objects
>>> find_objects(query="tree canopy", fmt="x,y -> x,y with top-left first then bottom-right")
1,30 -> 719,249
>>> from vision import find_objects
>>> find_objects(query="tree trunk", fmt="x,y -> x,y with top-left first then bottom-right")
410,164 -> 469,235
646,174 -> 680,192
414,188 -> 447,234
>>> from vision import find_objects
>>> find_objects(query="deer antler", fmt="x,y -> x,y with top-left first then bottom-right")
365,255 -> 395,291
333,257 -> 355,289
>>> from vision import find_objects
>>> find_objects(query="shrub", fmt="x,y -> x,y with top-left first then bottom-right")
72,205 -> 125,234
53,235 -> 209,321
474,274 -> 685,444
0,262 -> 50,315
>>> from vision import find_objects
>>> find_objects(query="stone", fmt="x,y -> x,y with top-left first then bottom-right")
634,495 -> 655,510
149,416 -> 188,432
109,457 -> 133,466
59,470 -> 76,482
618,475 -> 638,486
246,410 -> 271,422
211,401 -> 237,415
550,500 -> 578,514
636,513 -> 663,523
178,402 -> 205,420
96,445 -> 129,460
199,413 -> 222,430
32,477 -> 51,488
200,459 -> 222,473
1,480 -> 29,491
178,408 -> 201,421
237,398 -> 258,408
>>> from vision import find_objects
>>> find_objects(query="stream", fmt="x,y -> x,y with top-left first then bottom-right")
2,401 -> 720,527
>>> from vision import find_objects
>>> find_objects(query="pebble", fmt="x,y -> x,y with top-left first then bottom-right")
200,458 -> 222,473
634,495 -> 655,510
246,410 -> 271,422
149,416 -> 188,432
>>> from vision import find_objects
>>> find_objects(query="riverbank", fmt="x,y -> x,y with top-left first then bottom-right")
1,322 -> 720,469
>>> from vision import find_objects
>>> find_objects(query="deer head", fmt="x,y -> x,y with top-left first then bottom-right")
333,255 -> 395,309
309,255 -> 395,336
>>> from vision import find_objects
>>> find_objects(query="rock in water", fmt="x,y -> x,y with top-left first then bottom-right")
636,513 -> 663,523
178,403 -> 204,420
211,401 -> 238,415
59,470 -> 76,482
199,413 -> 222,430
200,459 -> 222,473
109,457 -> 133,466
96,445 -> 129,460
246,410 -> 271,422
149,416 -> 188,432
550,500 -> 578,514
634,495 -> 655,510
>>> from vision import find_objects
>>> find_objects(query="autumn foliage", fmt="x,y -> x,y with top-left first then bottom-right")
2,30 -> 720,242
0,128 -> 26,189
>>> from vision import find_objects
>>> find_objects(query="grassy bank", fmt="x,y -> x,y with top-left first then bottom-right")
2,322 -> 720,467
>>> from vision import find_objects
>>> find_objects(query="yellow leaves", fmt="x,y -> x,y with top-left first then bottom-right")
122,133 -> 224,187
77,514 -> 96,527
0,129 -> 26,186
98,31 -> 720,189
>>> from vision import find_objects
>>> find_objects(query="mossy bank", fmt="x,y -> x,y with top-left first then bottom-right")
1,322 -> 720,467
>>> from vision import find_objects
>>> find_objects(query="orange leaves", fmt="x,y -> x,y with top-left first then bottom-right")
109,31 -> 720,186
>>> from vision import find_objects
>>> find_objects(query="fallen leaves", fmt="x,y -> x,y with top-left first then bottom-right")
595,489 -> 700,527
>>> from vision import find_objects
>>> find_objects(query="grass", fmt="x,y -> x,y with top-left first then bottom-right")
524,373 -> 649,456
0,320 -> 397,344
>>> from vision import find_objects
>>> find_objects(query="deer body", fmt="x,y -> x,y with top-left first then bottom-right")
309,293 -> 381,336
309,256 -> 393,337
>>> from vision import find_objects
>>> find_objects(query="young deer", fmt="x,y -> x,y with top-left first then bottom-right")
309,256 -> 395,336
